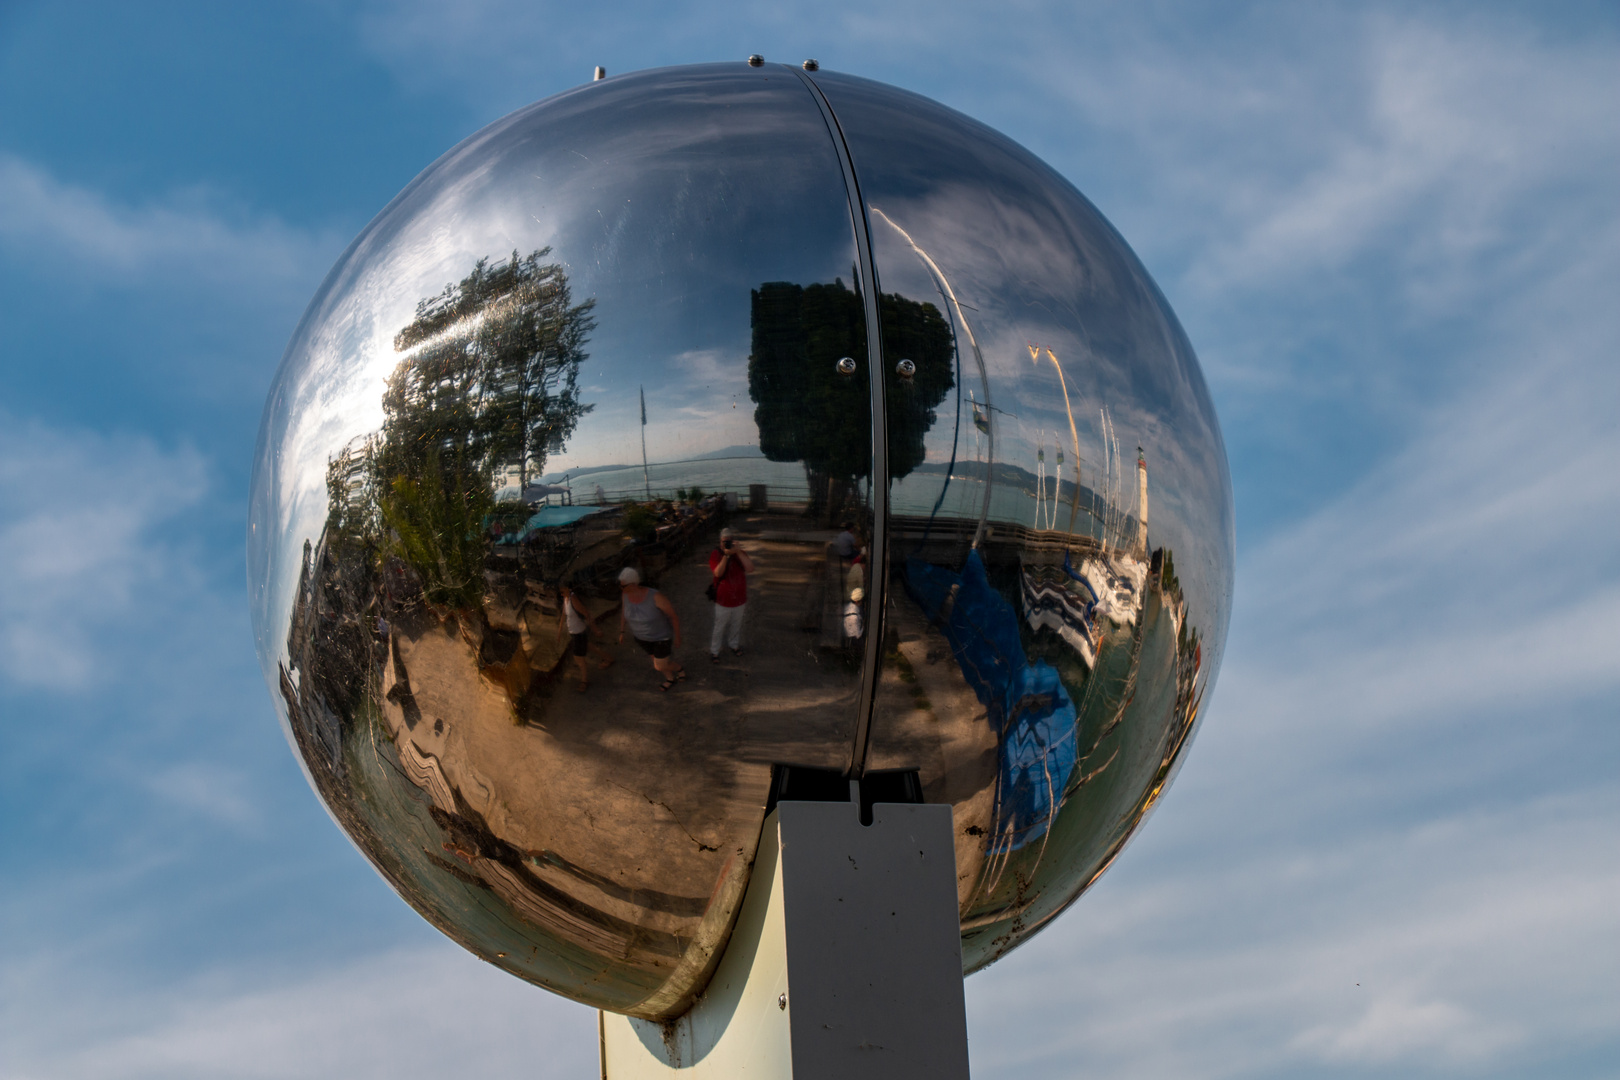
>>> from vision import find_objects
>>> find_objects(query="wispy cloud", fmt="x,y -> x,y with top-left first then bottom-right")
142,763 -> 262,830
0,155 -> 336,285
2,945 -> 598,1080
0,416 -> 208,689
968,788 -> 1618,1078
829,10 -> 1620,1078
0,154 -> 346,410
1175,19 -> 1620,304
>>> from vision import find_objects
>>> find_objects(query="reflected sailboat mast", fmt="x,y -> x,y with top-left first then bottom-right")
1034,431 -> 1044,530
1099,406 -> 1120,553
1032,346 -> 1085,539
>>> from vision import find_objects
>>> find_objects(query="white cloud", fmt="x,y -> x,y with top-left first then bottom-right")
1222,227 -> 1620,751
966,788 -> 1619,1079
347,5 -> 1620,438
0,417 -> 208,689
1293,992 -> 1510,1067
1007,12 -> 1617,282
0,155 -> 335,285
1186,20 -> 1620,300
997,10 -> 1620,445
2,946 -> 599,1080
142,763 -> 262,830
672,346 -> 732,386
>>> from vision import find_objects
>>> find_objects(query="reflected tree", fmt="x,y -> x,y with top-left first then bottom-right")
748,279 -> 952,519
878,287 -> 956,478
325,248 -> 596,609
380,248 -> 597,491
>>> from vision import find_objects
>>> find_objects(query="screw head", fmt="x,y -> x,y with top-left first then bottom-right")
778,992 -> 787,1010
802,59 -> 819,71
836,356 -> 857,375
896,358 -> 916,378
747,54 -> 765,67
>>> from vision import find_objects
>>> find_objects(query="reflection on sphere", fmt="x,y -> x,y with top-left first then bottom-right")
248,62 -> 1233,1019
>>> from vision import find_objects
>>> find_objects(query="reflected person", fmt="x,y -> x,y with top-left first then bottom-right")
833,520 -> 859,563
843,586 -> 866,640
617,567 -> 686,691
833,521 -> 867,599
708,527 -> 754,661
559,582 -> 613,692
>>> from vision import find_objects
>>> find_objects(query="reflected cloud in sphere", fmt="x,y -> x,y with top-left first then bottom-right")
248,62 -> 1233,1019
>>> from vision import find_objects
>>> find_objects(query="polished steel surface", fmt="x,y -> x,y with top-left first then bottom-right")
249,62 -> 1232,1017
812,70 -> 1234,970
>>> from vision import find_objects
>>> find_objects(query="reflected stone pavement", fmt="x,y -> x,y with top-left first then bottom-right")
250,61 -> 1234,1019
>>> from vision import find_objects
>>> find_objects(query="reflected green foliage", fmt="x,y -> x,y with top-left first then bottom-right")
378,449 -> 493,610
322,250 -> 595,607
380,247 -> 596,491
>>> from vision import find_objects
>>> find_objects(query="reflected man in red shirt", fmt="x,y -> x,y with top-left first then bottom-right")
708,527 -> 754,660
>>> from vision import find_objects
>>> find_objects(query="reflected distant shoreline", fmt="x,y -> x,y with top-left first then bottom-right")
536,448 -> 767,485
528,456 -> 1139,543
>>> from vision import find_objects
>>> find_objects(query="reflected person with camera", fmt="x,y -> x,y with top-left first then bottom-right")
707,527 -> 754,662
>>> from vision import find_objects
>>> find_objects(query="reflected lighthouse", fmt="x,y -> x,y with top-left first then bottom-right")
1136,446 -> 1149,555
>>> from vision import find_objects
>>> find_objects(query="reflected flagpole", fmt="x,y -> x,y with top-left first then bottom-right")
639,385 -> 650,499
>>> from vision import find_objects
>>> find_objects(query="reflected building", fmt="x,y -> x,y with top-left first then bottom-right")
251,62 -> 1233,1018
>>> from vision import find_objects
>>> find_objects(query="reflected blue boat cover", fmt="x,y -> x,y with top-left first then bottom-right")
904,551 -> 1078,851
517,505 -> 606,540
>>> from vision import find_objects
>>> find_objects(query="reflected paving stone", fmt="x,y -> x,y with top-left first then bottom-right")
249,62 -> 1232,1017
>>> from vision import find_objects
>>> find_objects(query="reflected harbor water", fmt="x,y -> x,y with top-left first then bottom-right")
249,62 -> 1233,1018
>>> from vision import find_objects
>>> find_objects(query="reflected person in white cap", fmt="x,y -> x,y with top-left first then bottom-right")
843,586 -> 865,640
617,566 -> 685,691
707,526 -> 754,661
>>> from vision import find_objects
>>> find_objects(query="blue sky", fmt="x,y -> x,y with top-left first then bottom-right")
2,2 -> 1616,1077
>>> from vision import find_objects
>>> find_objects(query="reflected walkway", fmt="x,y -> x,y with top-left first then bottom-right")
377,515 -> 867,952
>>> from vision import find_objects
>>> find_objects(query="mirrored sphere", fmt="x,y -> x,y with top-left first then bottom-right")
249,62 -> 1233,1018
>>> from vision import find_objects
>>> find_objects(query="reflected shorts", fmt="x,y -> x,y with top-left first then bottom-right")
570,631 -> 590,657
636,637 -> 673,659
